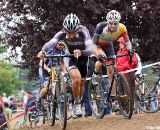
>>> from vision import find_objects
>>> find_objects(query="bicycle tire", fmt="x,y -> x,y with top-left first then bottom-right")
66,87 -> 73,120
88,75 -> 106,119
56,75 -> 67,130
45,90 -> 56,126
56,77 -> 73,121
136,80 -> 160,113
115,73 -> 133,119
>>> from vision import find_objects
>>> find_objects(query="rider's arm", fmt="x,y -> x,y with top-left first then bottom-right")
92,22 -> 107,56
37,51 -> 51,72
80,27 -> 93,56
120,23 -> 132,50
81,38 -> 93,56
39,59 -> 51,72
93,44 -> 100,56
41,30 -> 66,52
124,35 -> 132,50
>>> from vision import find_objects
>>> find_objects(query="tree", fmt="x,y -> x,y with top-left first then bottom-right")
1,0 -> 160,79
0,59 -> 31,95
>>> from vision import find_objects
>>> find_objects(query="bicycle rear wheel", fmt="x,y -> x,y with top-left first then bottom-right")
56,76 -> 67,130
88,75 -> 106,119
136,80 -> 160,113
116,73 -> 133,119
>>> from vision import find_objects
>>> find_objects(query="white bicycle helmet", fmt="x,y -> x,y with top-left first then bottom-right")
63,13 -> 80,32
106,10 -> 121,23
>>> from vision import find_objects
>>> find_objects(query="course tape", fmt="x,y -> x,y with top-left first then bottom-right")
0,105 -> 36,129
86,61 -> 160,80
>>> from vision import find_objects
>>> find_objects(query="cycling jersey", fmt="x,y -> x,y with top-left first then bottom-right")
42,25 -> 93,56
92,22 -> 128,46
42,25 -> 93,78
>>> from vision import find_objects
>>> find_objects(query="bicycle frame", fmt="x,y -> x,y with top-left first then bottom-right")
101,54 -> 128,103
42,53 -> 74,129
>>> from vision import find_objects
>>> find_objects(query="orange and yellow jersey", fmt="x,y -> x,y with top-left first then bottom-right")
92,22 -> 128,46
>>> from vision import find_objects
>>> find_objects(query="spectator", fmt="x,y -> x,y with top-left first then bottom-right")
2,93 -> 8,104
26,91 -> 36,111
23,92 -> 29,109
3,102 -> 12,129
4,102 -> 12,120
0,96 -> 8,130
82,56 -> 96,117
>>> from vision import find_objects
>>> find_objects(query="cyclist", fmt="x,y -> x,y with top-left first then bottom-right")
37,41 -> 66,104
92,10 -> 133,96
40,13 -> 93,117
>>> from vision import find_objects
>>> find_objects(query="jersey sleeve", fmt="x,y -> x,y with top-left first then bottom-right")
42,30 -> 66,52
119,23 -> 128,38
92,22 -> 107,45
80,26 -> 93,56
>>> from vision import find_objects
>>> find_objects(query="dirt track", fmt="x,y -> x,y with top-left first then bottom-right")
33,112 -> 160,130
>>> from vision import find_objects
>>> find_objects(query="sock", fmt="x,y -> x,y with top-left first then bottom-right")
74,96 -> 80,104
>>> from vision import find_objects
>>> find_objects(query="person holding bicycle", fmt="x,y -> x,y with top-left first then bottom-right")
117,37 -> 146,113
92,10 -> 133,95
37,41 -> 66,105
40,13 -> 93,118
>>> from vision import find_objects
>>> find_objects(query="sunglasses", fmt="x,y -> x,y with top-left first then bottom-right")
109,22 -> 118,25
58,44 -> 65,47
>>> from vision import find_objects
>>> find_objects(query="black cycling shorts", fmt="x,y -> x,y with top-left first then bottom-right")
97,42 -> 119,57
69,56 -> 88,78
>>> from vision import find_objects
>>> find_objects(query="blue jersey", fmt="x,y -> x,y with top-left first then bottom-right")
46,44 -> 65,67
26,96 -> 36,111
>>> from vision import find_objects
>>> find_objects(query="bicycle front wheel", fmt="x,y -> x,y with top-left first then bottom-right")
88,75 -> 106,119
56,76 -> 67,130
115,73 -> 133,119
46,90 -> 56,126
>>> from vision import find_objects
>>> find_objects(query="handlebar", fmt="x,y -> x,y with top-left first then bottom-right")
106,53 -> 128,60
44,54 -> 74,58
102,53 -> 128,66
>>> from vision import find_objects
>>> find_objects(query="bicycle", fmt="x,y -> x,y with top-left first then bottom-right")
136,64 -> 160,113
25,83 -> 46,128
88,53 -> 134,119
42,53 -> 73,130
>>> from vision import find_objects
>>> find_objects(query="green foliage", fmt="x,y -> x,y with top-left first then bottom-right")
0,60 -> 31,95
0,46 -> 7,53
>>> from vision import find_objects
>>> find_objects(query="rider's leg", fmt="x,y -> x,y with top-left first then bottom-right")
106,65 -> 115,96
38,68 -> 49,101
69,68 -> 81,103
69,68 -> 83,117
94,48 -> 106,74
